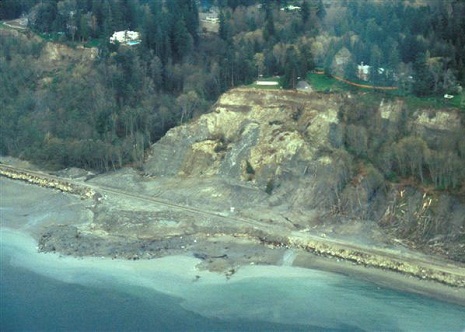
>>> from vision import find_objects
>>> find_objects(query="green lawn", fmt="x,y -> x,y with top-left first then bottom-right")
308,72 -> 464,111
404,94 -> 463,110
39,32 -> 64,42
306,73 -> 348,92
84,39 -> 102,48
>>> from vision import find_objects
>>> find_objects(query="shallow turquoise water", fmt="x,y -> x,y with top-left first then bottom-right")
1,230 -> 464,332
1,263 -> 315,331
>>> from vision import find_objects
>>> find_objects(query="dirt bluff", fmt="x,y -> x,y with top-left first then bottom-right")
144,88 -> 465,261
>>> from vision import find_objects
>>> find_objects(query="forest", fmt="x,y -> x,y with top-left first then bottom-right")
0,0 -> 464,179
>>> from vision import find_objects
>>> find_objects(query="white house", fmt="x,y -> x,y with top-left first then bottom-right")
281,5 -> 301,11
110,30 -> 141,45
357,62 -> 370,81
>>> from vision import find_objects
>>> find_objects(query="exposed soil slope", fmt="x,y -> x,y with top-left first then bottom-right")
2,88 -> 465,297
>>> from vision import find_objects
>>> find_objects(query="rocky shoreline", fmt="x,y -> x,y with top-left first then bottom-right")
287,235 -> 465,288
0,164 -> 95,199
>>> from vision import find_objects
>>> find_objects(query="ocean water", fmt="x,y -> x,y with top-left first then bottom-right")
1,229 -> 464,332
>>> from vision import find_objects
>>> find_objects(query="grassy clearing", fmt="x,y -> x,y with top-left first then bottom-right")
404,94 -> 463,110
308,72 -> 464,111
84,39 -> 101,48
307,73 -> 348,92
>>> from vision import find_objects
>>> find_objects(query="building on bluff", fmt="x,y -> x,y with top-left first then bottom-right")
110,30 -> 141,45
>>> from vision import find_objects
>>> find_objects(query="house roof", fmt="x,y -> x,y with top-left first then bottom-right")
110,30 -> 141,44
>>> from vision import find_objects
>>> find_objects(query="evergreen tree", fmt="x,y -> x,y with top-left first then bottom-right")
171,18 -> 192,62
301,0 -> 310,23
183,0 -> 199,44
412,52 -> 434,96
31,1 -> 57,33
0,0 -> 35,20
218,10 -> 230,41
314,0 -> 326,19
298,43 -> 314,74
263,6 -> 275,42
281,46 -> 300,89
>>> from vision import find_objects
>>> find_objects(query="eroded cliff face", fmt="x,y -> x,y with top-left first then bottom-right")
144,88 -> 465,260
145,88 -> 342,194
145,89 -> 395,213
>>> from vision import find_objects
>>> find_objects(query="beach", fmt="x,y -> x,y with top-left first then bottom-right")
0,179 -> 465,331
1,170 -> 465,331
2,173 -> 465,308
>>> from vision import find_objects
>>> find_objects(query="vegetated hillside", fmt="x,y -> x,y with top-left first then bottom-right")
144,88 -> 465,262
0,28 -> 206,170
2,0 -> 465,173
